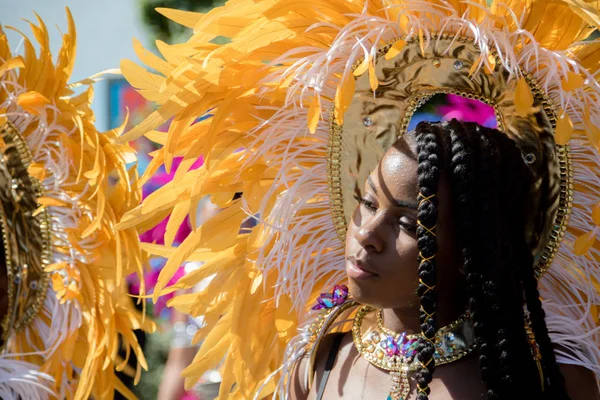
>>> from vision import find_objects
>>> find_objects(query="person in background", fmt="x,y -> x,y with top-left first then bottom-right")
158,198 -> 220,400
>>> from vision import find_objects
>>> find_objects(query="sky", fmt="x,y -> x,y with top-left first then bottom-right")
0,0 -> 151,131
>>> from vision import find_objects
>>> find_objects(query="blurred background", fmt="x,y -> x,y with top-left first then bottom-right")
0,1 -> 505,399
0,0 -> 222,132
1,1 -> 223,399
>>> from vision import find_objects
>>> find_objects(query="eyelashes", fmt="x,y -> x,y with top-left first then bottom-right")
353,194 -> 417,233
354,194 -> 377,212
398,217 -> 417,233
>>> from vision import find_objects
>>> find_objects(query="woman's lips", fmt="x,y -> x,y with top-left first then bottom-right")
346,256 -> 378,280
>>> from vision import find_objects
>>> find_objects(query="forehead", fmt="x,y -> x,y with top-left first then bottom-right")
371,139 -> 418,201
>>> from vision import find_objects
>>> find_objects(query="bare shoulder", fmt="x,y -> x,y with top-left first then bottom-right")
560,364 -> 600,400
289,333 -> 345,400
290,351 -> 310,400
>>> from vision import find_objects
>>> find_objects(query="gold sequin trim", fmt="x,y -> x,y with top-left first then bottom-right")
0,122 -> 51,350
327,35 -> 572,278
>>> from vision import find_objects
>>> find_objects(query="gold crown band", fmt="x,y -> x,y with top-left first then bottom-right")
0,123 -> 51,351
328,36 -> 571,279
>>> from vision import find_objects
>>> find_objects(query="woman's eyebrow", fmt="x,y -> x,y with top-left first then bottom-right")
367,176 -> 418,210
395,199 -> 418,210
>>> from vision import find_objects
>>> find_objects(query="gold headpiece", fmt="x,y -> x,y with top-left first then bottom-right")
0,122 -> 51,349
0,10 -> 153,399
120,0 -> 600,397
332,36 -> 568,276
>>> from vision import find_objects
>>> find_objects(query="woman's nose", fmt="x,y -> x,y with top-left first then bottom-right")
354,214 -> 385,253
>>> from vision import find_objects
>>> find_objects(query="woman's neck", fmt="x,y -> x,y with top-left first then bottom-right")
381,297 -> 465,335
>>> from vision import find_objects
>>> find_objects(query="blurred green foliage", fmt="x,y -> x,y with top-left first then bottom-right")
140,0 -> 223,42
132,329 -> 172,399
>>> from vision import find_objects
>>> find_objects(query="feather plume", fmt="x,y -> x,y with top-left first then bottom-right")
121,0 -> 600,397
0,9 -> 154,399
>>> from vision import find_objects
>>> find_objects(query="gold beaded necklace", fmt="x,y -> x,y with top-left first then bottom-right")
352,305 -> 475,400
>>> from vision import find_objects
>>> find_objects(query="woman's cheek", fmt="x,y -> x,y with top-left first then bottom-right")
388,242 -> 420,283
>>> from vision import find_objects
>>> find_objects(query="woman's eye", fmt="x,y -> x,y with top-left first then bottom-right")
354,195 -> 377,212
399,217 -> 416,232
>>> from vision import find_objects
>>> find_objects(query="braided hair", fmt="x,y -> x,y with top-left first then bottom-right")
493,131 -> 569,398
412,120 -> 569,399
446,123 -> 503,397
414,123 -> 443,399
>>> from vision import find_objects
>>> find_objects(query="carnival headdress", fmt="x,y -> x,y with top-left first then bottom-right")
119,0 -> 600,397
0,10 -> 153,400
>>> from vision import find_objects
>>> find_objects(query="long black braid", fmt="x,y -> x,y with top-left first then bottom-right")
446,121 -> 503,397
470,125 -> 536,398
412,120 -> 569,399
493,132 -> 570,399
520,246 -> 569,398
414,123 -> 443,399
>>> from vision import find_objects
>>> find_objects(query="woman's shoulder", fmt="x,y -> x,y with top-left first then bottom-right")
290,332 -> 347,400
289,300 -> 359,400
560,363 -> 600,400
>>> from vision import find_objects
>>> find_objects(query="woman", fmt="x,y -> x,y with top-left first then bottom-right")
118,0 -> 600,399
291,120 -> 599,399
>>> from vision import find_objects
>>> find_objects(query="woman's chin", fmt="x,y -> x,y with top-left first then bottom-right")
348,279 -> 415,309
348,279 -> 387,308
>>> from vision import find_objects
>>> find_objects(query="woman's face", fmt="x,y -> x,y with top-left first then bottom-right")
345,136 -> 462,310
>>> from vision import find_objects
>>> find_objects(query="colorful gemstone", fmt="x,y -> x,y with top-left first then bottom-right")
384,335 -> 400,357
312,293 -> 333,310
435,347 -> 444,358
312,284 -> 349,310
401,341 -> 411,353
370,331 -> 381,343
402,339 -> 419,358
332,285 -> 348,302
397,332 -> 407,346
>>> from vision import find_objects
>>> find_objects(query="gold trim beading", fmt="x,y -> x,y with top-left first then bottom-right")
353,305 -> 475,400
327,36 -> 572,278
0,122 -> 51,351
352,306 -> 474,372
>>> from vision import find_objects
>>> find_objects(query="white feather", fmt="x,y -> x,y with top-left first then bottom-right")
0,358 -> 55,400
